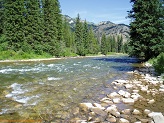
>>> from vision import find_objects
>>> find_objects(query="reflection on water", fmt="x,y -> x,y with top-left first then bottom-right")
0,56 -> 140,121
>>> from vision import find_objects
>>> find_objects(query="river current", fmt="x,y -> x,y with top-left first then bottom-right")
0,55 -> 140,122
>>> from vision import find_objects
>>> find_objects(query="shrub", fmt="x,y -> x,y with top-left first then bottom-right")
153,53 -> 164,75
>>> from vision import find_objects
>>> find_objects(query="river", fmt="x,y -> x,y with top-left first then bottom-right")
0,55 -> 141,122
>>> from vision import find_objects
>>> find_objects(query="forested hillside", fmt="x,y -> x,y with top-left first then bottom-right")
0,0 -> 128,60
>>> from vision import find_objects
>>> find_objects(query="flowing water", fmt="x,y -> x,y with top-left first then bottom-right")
0,55 -> 141,122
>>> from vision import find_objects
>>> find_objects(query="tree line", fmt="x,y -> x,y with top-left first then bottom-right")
128,0 -> 164,60
0,0 -> 127,59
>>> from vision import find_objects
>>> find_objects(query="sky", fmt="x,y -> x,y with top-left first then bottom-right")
59,0 -> 133,25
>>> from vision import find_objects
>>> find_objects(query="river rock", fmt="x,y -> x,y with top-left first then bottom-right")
122,98 -> 135,104
131,93 -> 141,101
125,84 -> 133,89
119,118 -> 129,123
133,89 -> 139,93
118,90 -> 131,98
132,109 -> 141,115
79,103 -> 93,112
72,107 -> 80,115
90,107 -> 107,117
113,98 -> 121,104
93,103 -> 105,110
121,109 -> 131,115
107,92 -> 120,99
152,112 -> 164,123
148,99 -> 155,104
112,80 -> 128,87
106,115 -> 117,122
141,86 -> 148,92
144,109 -> 151,115
105,105 -> 117,113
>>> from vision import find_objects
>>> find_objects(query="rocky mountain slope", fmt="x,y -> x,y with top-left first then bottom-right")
63,15 -> 130,42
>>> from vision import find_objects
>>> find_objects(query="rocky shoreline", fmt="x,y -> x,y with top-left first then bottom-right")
70,63 -> 164,123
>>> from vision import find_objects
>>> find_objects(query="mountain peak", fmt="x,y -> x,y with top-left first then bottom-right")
97,21 -> 115,26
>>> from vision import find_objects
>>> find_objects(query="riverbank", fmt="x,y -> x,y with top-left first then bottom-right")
70,63 -> 164,123
0,53 -> 126,63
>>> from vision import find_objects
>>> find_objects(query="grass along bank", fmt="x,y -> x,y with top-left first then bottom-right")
0,50 -> 126,62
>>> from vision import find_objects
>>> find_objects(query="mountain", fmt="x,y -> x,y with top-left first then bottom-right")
63,15 -> 130,42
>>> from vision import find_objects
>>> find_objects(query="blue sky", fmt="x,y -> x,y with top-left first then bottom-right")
59,0 -> 132,25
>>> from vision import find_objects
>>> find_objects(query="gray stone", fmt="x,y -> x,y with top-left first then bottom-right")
119,118 -> 129,123
122,98 -> 135,104
151,112 -> 164,123
132,109 -> 141,115
91,107 -> 107,117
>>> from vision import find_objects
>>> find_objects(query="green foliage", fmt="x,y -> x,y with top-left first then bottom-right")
75,14 -> 85,56
88,27 -> 99,54
110,36 -> 117,52
153,53 -> 164,75
0,50 -> 52,60
61,48 -> 77,57
101,33 -> 108,55
43,0 -> 63,57
117,35 -> 123,53
128,0 -> 164,60
0,0 -> 127,60
0,35 -> 8,51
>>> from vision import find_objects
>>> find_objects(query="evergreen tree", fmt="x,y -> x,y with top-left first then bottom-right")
4,0 -> 26,51
110,35 -> 117,52
25,0 -> 44,54
0,0 -> 4,35
63,17 -> 71,48
88,27 -> 99,54
106,36 -> 111,52
128,0 -> 164,60
83,20 -> 89,54
101,33 -> 108,55
75,14 -> 85,56
117,35 -> 123,53
43,0 -> 63,57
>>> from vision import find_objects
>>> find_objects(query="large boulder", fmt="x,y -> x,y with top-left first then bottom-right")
148,112 -> 164,123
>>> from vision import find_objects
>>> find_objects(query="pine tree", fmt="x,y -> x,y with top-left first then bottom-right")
24,0 -> 44,54
63,17 -> 71,48
101,33 -> 108,55
117,35 -> 123,53
75,14 -> 85,56
4,0 -> 26,51
110,35 -> 117,52
43,0 -> 63,57
0,0 -> 4,36
106,36 -> 111,52
88,27 -> 99,54
83,20 -> 89,54
128,0 -> 164,60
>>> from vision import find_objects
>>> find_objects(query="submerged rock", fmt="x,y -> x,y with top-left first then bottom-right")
79,103 -> 93,112
121,109 -> 131,115
90,107 -> 107,117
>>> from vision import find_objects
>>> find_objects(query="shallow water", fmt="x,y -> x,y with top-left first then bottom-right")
0,55 -> 140,122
